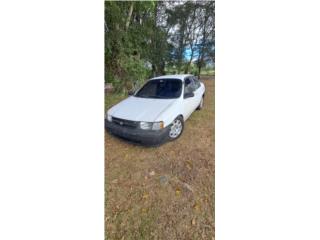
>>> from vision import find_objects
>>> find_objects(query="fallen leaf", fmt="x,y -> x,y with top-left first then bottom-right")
193,202 -> 201,211
183,182 -> 194,192
192,218 -> 196,226
149,170 -> 155,176
142,193 -> 149,199
186,161 -> 193,170
175,188 -> 181,196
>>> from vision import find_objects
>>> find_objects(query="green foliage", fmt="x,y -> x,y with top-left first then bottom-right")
105,1 -> 215,93
120,55 -> 150,90
185,63 -> 198,76
105,1 -> 158,92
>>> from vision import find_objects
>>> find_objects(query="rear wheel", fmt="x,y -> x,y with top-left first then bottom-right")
168,116 -> 184,141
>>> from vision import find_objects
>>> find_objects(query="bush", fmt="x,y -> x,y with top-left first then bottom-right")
120,55 -> 149,92
105,55 -> 150,93
105,71 -> 123,92
191,69 -> 198,76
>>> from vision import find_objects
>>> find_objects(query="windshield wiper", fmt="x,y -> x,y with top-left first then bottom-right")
149,96 -> 163,98
136,95 -> 173,99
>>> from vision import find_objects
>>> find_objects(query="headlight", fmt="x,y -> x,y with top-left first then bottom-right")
140,121 -> 164,130
152,121 -> 164,130
140,122 -> 153,130
106,114 -> 112,122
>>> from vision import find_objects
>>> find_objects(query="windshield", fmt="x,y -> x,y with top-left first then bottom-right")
135,79 -> 182,99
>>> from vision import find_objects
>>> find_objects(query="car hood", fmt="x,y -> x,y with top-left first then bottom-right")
108,96 -> 176,122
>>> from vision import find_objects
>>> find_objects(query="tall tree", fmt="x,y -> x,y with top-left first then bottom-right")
105,0 -> 215,92
196,1 -> 215,76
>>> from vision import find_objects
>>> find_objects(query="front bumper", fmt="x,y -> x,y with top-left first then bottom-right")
105,120 -> 170,145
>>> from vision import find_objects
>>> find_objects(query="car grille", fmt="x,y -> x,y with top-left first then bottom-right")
112,117 -> 138,129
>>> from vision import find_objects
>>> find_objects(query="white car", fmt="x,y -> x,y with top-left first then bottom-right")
105,74 -> 205,145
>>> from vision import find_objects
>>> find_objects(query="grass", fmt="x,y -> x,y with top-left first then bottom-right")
200,69 -> 215,75
164,66 -> 215,76
105,77 -> 215,239
105,93 -> 125,110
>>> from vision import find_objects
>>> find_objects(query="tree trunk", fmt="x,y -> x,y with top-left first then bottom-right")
160,61 -> 166,75
125,2 -> 134,30
184,47 -> 194,73
152,64 -> 157,77
198,65 -> 201,78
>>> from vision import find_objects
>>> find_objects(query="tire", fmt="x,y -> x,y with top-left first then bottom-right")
197,96 -> 204,110
168,116 -> 184,141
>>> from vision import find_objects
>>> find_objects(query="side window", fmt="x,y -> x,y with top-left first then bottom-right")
193,77 -> 201,90
184,77 -> 194,94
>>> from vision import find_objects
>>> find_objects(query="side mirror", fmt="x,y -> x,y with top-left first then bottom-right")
184,92 -> 194,98
128,90 -> 134,96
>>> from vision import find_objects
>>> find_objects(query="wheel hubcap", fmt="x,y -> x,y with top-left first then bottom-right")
169,119 -> 182,138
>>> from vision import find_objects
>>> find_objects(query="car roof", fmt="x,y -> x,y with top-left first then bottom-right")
150,74 -> 193,82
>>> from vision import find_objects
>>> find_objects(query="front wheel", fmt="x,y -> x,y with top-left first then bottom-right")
168,116 -> 184,141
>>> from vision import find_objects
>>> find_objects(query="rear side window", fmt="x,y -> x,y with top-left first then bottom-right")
193,77 -> 201,89
184,76 -> 200,93
184,77 -> 195,94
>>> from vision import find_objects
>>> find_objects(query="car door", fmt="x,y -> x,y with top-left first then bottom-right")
182,77 -> 198,120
